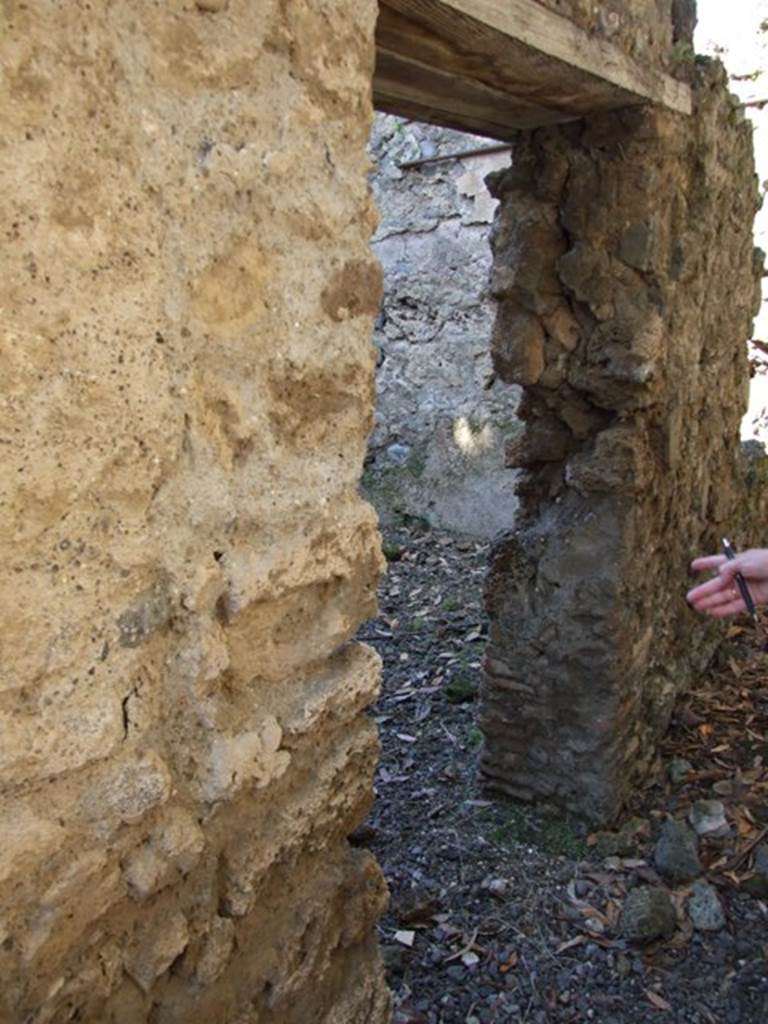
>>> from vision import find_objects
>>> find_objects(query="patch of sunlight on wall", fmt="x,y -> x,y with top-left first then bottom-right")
452,416 -> 494,455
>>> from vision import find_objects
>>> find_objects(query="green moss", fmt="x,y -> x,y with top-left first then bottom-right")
395,511 -> 430,531
467,726 -> 483,748
457,644 -> 482,668
669,42 -> 695,66
359,439 -> 430,510
497,417 -> 524,436
360,465 -> 379,492
381,541 -> 403,562
445,674 -> 478,704
490,808 -> 588,860
404,445 -> 428,480
593,817 -> 649,859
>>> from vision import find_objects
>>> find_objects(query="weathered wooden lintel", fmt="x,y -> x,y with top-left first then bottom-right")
374,0 -> 692,140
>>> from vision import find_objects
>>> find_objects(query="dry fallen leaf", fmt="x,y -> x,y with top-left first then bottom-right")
577,905 -> 608,925
499,950 -> 519,972
555,935 -> 587,955
713,780 -> 734,797
666,919 -> 693,949
583,871 -> 615,886
735,812 -> 755,837
604,899 -> 621,928
443,929 -> 484,964
645,988 -> 672,1011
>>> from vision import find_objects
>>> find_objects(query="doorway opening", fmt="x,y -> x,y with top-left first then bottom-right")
356,112 -> 539,1023
363,115 -> 519,538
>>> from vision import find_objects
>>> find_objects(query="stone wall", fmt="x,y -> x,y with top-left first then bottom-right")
480,60 -> 766,823
2,0 -> 764,1017
0,2 -> 390,1022
365,115 -> 521,537
534,0 -> 696,67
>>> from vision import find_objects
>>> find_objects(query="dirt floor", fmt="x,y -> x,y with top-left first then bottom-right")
355,522 -> 768,1024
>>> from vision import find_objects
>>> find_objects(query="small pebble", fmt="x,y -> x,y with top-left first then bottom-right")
735,938 -> 753,959
689,800 -> 730,839
668,757 -> 694,786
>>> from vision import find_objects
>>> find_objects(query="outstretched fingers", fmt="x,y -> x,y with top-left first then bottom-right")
698,595 -> 745,619
690,554 -> 727,573
688,547 -> 768,619
687,567 -> 746,617
686,574 -> 732,604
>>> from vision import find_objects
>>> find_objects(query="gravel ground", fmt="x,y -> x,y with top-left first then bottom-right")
354,522 -> 768,1024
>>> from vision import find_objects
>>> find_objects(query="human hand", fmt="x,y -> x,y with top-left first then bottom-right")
686,548 -> 768,619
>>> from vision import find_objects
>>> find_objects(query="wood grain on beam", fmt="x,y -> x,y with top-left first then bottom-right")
376,49 -> 579,138
374,0 -> 691,139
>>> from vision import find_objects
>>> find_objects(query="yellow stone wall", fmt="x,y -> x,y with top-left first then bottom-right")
0,2 -> 390,1021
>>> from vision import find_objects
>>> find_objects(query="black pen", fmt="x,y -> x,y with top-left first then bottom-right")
722,538 -> 759,623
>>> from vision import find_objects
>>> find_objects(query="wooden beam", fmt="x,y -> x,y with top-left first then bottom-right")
375,49 -> 580,138
374,0 -> 691,139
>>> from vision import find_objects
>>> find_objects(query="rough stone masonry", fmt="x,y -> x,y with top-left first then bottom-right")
481,58 -> 768,822
0,1 -> 390,1021
0,0 -> 766,1021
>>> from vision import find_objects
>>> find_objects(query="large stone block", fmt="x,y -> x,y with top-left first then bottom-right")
125,910 -> 191,994
0,803 -> 67,887
22,850 -> 125,966
197,717 -> 291,803
0,678 -> 124,791
122,806 -> 205,901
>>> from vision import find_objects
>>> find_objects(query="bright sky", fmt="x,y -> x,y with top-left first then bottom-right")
696,1 -> 768,437
696,0 -> 768,81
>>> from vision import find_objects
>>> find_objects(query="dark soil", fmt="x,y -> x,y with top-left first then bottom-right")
355,521 -> 768,1024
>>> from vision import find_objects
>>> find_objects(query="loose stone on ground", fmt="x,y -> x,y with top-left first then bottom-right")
654,819 -> 702,883
619,886 -> 677,943
688,880 -> 726,933
689,800 -> 731,839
